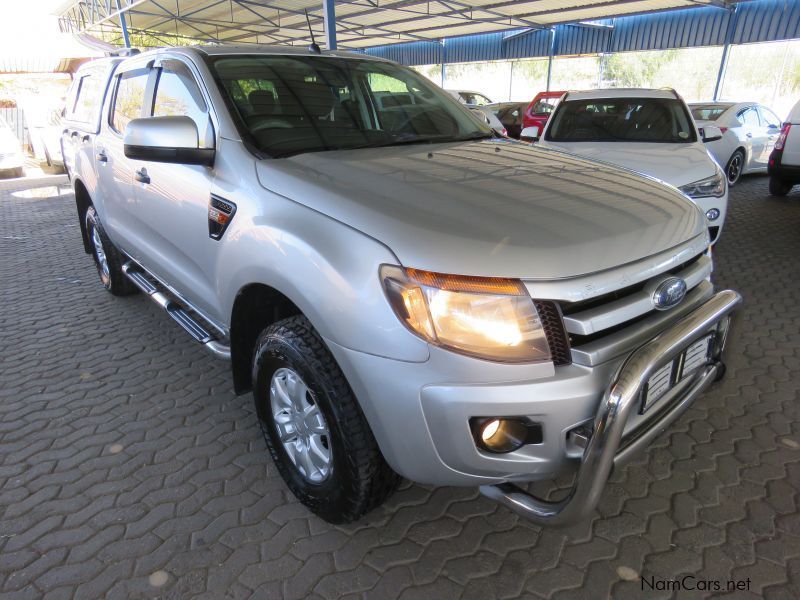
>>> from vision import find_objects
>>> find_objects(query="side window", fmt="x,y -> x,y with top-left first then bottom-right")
111,69 -> 149,134
759,107 -> 781,128
67,73 -> 104,124
738,107 -> 760,128
153,60 -> 211,145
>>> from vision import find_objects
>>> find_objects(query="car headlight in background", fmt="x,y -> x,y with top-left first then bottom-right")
679,166 -> 726,198
381,265 -> 551,363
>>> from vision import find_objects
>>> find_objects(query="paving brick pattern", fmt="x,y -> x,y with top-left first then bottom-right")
1,176 -> 799,599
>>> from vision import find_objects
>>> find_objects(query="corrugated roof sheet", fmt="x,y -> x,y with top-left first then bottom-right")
366,0 -> 800,65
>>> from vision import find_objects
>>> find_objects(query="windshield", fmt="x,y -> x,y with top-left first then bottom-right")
690,104 -> 730,122
209,55 -> 491,158
546,97 -> 697,143
532,98 -> 559,115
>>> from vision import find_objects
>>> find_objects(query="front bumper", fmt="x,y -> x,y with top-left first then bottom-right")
479,289 -> 740,525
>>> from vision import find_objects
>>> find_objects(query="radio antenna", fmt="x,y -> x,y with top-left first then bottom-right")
305,10 -> 322,54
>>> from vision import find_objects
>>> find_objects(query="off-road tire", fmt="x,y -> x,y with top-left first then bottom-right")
768,176 -> 793,197
253,315 -> 399,523
85,206 -> 138,296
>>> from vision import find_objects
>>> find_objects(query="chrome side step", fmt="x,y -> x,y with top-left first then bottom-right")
122,262 -> 231,360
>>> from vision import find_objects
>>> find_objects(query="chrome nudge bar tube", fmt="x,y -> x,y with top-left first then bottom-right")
480,290 -> 742,526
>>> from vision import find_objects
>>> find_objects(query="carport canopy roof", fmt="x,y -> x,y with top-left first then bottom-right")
56,0 -> 737,50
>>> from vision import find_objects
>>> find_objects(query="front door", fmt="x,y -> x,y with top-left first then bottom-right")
129,58 -> 221,321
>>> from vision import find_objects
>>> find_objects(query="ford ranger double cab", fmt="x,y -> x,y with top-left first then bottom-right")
62,46 -> 740,525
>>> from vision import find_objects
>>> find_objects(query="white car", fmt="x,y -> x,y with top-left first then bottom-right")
690,102 -> 782,185
0,116 -> 24,179
470,106 -> 507,136
446,89 -> 493,107
533,88 -> 728,243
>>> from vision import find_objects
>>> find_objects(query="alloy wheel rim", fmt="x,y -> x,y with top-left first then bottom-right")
269,367 -> 332,483
728,155 -> 742,183
91,225 -> 110,279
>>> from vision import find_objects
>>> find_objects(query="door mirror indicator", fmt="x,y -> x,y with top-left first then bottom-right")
124,116 -> 215,166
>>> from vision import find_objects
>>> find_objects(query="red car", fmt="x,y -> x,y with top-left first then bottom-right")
523,90 -> 566,135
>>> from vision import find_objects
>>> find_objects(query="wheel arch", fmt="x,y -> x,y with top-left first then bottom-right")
229,282 -> 303,394
73,177 -> 93,254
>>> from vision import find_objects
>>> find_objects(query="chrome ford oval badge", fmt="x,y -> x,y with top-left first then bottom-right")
653,277 -> 687,310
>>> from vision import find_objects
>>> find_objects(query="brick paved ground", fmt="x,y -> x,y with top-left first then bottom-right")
1,175 -> 799,599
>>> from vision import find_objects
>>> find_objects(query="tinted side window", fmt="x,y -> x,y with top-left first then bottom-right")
153,60 -> 211,144
739,107 -> 760,127
68,73 -> 104,124
111,69 -> 149,134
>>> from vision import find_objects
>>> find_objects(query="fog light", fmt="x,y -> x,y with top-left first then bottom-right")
706,208 -> 720,221
472,418 -> 530,453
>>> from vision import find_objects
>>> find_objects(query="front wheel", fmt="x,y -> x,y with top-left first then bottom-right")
252,315 -> 399,523
85,206 -> 138,296
768,177 -> 793,197
725,149 -> 745,186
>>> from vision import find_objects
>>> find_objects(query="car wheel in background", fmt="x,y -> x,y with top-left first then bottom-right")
85,206 -> 138,296
725,149 -> 745,186
252,315 -> 400,523
768,177 -> 793,197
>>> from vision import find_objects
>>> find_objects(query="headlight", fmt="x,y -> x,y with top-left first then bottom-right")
679,167 -> 726,198
380,265 -> 551,363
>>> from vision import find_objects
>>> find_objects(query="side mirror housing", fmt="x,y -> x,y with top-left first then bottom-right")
701,125 -> 723,143
124,116 -> 214,166
520,125 -> 540,142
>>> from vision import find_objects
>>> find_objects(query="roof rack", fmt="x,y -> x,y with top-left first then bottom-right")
107,48 -> 141,57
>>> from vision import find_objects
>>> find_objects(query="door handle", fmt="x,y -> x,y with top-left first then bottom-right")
96,151 -> 108,163
134,168 -> 150,184
746,132 -> 753,138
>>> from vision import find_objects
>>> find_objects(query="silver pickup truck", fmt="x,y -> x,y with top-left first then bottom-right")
62,45 -> 740,525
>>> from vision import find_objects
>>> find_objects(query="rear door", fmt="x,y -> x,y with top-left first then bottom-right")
95,64 -> 154,254
129,57 -> 220,318
61,63 -> 109,180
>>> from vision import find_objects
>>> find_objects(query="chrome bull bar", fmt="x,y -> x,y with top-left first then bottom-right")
479,289 -> 742,526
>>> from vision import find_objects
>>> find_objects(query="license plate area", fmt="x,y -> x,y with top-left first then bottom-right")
641,334 -> 713,413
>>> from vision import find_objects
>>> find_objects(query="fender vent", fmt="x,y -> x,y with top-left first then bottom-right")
534,300 -> 571,367
209,195 -> 236,240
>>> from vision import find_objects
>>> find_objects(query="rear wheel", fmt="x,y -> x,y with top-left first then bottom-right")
85,206 -> 138,296
725,149 -> 745,186
253,315 -> 399,523
768,177 -> 793,197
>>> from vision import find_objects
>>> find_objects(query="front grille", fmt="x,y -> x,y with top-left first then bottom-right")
534,300 -> 571,366
560,252 -> 704,317
556,250 -> 712,366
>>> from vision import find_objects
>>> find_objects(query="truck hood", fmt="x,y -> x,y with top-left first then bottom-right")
255,140 -> 705,279
539,141 -> 717,189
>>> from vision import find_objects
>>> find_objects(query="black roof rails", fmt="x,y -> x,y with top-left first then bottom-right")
107,48 -> 141,57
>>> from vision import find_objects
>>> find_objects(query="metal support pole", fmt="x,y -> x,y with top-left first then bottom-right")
546,27 -> 556,92
713,4 -> 739,101
116,0 -> 131,48
323,0 -> 337,50
440,39 -> 447,87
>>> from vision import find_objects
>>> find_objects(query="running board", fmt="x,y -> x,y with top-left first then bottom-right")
122,262 -> 231,360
